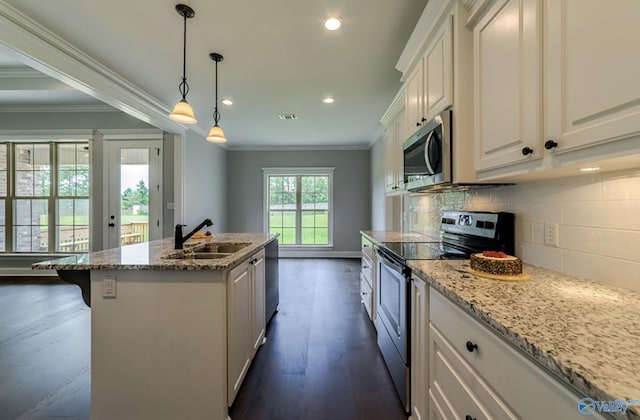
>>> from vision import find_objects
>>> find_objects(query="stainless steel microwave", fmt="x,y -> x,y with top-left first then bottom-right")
402,110 -> 452,191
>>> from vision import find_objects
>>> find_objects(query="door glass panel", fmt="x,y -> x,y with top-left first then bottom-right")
120,149 -> 149,246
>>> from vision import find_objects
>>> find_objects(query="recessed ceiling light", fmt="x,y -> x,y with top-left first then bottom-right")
323,97 -> 335,104
324,17 -> 341,31
579,166 -> 601,172
221,99 -> 233,106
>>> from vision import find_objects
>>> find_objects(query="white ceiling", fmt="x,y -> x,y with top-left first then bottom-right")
0,0 -> 428,149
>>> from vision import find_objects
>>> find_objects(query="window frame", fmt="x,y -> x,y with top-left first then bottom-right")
263,167 -> 334,249
0,133 -> 92,254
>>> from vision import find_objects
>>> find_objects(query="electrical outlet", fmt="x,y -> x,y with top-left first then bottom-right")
102,276 -> 117,298
544,223 -> 559,247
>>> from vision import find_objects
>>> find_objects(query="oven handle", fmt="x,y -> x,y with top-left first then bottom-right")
376,247 -> 410,278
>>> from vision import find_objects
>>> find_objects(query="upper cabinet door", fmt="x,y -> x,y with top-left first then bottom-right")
424,16 -> 453,120
405,64 -> 424,137
473,0 -> 542,172
545,0 -> 640,154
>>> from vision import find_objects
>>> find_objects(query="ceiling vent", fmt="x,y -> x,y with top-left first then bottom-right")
278,114 -> 298,120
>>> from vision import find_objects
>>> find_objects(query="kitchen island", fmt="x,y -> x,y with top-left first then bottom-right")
32,233 -> 278,420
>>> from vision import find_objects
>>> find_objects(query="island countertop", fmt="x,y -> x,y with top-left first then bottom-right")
31,233 -> 278,271
409,259 -> 640,419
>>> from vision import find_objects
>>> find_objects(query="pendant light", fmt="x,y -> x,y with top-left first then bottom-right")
169,4 -> 197,124
207,53 -> 227,143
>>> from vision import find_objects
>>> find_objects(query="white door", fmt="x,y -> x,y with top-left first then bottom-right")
104,140 -> 162,249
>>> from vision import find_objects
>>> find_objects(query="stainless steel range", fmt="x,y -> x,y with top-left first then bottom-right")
374,211 -> 515,412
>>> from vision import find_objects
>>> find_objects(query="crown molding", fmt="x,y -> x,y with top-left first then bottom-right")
0,1 -> 198,136
0,104 -> 117,113
396,0 -> 452,78
380,86 -> 406,127
0,66 -> 49,78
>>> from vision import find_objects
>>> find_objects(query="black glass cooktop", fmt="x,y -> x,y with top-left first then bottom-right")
379,242 -> 468,261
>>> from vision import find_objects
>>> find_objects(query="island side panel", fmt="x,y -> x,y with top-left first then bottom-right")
90,270 -> 228,420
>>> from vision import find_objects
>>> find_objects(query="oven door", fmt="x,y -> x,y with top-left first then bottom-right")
376,247 -> 411,412
376,247 -> 409,363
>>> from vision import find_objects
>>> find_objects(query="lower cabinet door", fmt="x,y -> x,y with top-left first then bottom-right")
227,261 -> 252,405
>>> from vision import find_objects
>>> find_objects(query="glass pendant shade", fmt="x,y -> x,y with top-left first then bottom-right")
207,124 -> 227,143
169,99 -> 197,124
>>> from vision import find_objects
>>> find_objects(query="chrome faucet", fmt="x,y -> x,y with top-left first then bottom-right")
175,218 -> 213,249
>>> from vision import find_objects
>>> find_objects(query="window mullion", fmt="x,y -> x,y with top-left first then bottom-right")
48,142 -> 56,252
6,144 -> 13,253
296,175 -> 302,245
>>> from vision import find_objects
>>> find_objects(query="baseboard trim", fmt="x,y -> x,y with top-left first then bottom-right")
278,250 -> 361,258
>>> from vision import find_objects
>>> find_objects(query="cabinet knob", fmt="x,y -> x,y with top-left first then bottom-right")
416,122 -> 421,127
363,265 -> 369,269
465,416 -> 476,420
108,223 -> 115,227
544,139 -> 559,150
521,147 -> 534,156
465,341 -> 478,352
421,117 -> 427,122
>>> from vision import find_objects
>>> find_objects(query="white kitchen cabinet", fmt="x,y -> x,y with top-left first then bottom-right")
360,235 -> 376,321
410,277 -> 429,420
382,90 -> 406,195
227,248 -> 266,405
429,287 -> 606,420
396,1 -> 476,185
473,0 -> 542,172
405,16 -> 453,139
544,0 -> 640,155
473,0 -> 640,179
423,15 -> 453,121
405,64 -> 425,137
251,249 -> 266,353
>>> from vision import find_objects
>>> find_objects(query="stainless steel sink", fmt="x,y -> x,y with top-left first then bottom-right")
162,242 -> 252,260
197,242 -> 251,253
176,252 -> 232,260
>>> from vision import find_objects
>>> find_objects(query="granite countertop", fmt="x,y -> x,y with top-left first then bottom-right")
409,259 -> 640,419
361,230 -> 441,243
32,233 -> 278,271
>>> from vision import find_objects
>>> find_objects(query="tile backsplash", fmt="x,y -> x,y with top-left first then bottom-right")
404,168 -> 640,292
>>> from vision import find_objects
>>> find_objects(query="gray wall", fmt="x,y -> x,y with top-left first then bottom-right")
227,150 -> 370,254
370,136 -> 387,231
182,130 -> 227,232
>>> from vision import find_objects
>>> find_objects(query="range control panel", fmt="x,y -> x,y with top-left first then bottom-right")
441,211 -> 508,239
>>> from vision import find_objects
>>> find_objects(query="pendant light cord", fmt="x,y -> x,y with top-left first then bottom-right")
179,12 -> 189,100
213,59 -> 220,125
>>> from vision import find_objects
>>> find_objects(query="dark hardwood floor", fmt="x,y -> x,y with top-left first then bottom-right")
0,260 -> 406,420
0,276 -> 91,420
229,259 -> 407,420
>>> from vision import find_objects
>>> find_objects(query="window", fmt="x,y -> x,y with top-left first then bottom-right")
264,168 -> 333,246
0,141 -> 90,253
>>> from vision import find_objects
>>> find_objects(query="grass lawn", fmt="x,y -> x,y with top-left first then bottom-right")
269,211 -> 328,245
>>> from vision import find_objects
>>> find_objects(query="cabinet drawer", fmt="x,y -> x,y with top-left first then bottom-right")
430,288 -> 602,419
361,236 -> 374,260
430,323 -> 516,420
360,253 -> 373,287
360,273 -> 373,320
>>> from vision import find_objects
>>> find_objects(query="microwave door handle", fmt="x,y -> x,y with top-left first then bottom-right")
424,131 -> 436,175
